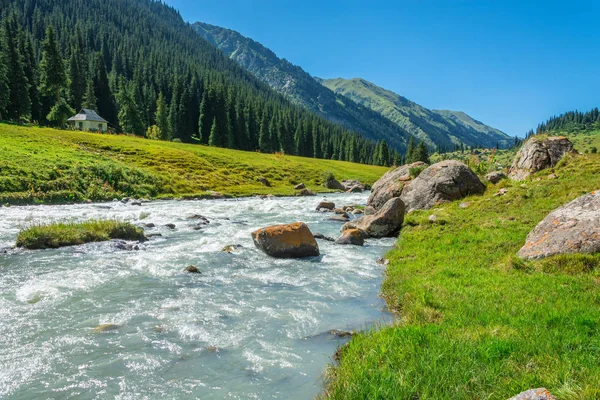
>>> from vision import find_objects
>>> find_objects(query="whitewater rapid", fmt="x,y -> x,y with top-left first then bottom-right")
0,193 -> 393,399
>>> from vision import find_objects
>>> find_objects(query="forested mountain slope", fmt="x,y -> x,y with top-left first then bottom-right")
0,0 -> 392,165
193,22 -> 411,152
322,77 -> 511,149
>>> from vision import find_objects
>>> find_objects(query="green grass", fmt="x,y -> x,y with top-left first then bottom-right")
323,153 -> 600,400
16,219 -> 146,249
0,123 -> 388,204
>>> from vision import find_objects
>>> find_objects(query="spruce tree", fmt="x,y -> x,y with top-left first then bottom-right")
258,112 -> 271,153
405,136 -> 416,163
91,52 -> 117,125
4,18 -> 30,121
208,117 -> 220,147
155,92 -> 169,140
379,140 -> 390,166
0,40 -> 9,120
23,39 -> 40,122
39,25 -> 67,104
117,81 -> 144,135
82,78 -> 97,110
68,50 -> 86,110
46,97 -> 74,128
415,140 -> 430,163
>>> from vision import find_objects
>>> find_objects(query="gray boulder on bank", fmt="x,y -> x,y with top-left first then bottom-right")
342,197 -> 405,238
324,179 -> 345,191
341,180 -> 365,192
508,388 -> 556,400
509,136 -> 575,180
367,162 -> 428,211
400,160 -> 486,211
251,222 -> 319,258
294,183 -> 306,190
518,190 -> 600,259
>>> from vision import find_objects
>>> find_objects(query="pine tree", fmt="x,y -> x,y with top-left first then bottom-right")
46,97 -> 74,128
39,25 -> 67,104
68,50 -> 85,111
117,81 -> 144,135
91,52 -> 117,125
379,140 -> 390,166
0,39 -> 10,120
208,117 -> 221,147
82,78 -> 97,110
23,39 -> 41,122
405,136 -> 416,163
4,18 -> 30,121
258,112 -> 271,153
155,92 -> 169,140
415,140 -> 430,163
198,89 -> 212,144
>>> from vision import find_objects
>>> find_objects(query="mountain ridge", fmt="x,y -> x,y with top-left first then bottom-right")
193,22 -> 511,150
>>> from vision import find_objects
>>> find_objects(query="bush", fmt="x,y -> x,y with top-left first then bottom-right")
321,170 -> 336,182
591,147 -> 598,154
409,166 -> 427,179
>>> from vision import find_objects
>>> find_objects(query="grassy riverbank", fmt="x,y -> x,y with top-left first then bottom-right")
0,123 -> 388,205
16,219 -> 145,249
324,152 -> 600,399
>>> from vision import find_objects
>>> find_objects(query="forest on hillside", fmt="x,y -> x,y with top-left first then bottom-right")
0,0 -> 404,166
531,107 -> 600,136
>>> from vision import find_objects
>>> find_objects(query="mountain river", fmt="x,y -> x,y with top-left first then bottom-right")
0,193 -> 393,399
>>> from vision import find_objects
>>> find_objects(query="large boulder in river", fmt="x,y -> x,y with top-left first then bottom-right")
368,162 -> 428,211
342,197 -> 405,238
509,136 -> 574,180
251,222 -> 320,258
335,229 -> 365,246
518,190 -> 600,259
400,160 -> 485,211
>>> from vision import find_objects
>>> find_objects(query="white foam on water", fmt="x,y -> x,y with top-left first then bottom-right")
0,193 -> 392,399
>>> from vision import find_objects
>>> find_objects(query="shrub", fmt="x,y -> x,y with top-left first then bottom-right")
409,166 -> 427,179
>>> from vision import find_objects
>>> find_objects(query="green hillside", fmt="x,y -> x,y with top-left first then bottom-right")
0,123 -> 388,204
322,78 -> 511,150
193,22 -> 411,152
0,0 -> 382,165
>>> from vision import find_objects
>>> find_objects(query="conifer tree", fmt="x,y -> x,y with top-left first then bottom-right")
0,40 -> 10,120
82,78 -> 97,110
208,117 -> 221,147
4,18 -> 30,121
405,136 -> 416,163
379,140 -> 390,166
39,26 -> 67,104
258,112 -> 271,153
68,50 -> 86,110
117,81 -> 144,135
91,52 -> 117,124
155,92 -> 169,140
23,39 -> 40,122
415,140 -> 430,163
46,97 -> 74,128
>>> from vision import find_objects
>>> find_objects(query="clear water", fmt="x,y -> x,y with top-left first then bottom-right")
0,193 -> 393,399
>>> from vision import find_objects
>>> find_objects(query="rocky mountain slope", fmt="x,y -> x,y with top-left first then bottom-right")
321,78 -> 511,149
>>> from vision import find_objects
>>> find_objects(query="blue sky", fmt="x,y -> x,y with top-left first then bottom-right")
164,0 -> 600,137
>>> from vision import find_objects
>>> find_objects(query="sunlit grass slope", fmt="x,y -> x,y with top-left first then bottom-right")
324,152 -> 600,399
0,123 -> 388,204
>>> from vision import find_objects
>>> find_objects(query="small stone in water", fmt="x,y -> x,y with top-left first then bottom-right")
93,323 -> 120,333
184,265 -> 200,273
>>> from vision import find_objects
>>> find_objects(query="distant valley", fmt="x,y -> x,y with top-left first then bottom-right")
194,22 -> 511,150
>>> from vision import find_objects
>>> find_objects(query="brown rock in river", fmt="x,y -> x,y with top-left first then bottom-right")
251,222 -> 319,258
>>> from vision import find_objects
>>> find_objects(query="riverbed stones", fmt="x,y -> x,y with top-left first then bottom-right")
368,161 -> 428,211
341,197 -> 405,238
298,188 -> 316,196
509,136 -> 575,180
341,180 -> 365,191
324,179 -> 345,191
335,229 -> 365,246
508,388 -> 557,400
251,222 -> 319,258
93,323 -> 120,333
518,190 -> 600,259
184,265 -> 201,273
485,171 -> 506,184
400,160 -> 486,211
316,201 -> 335,211
222,244 -> 242,253
164,223 -> 176,229
313,233 -> 335,242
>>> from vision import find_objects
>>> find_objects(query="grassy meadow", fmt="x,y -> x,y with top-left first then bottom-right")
0,123 -> 388,204
324,150 -> 600,399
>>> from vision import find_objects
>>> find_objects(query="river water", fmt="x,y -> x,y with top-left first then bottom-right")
0,193 -> 393,399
